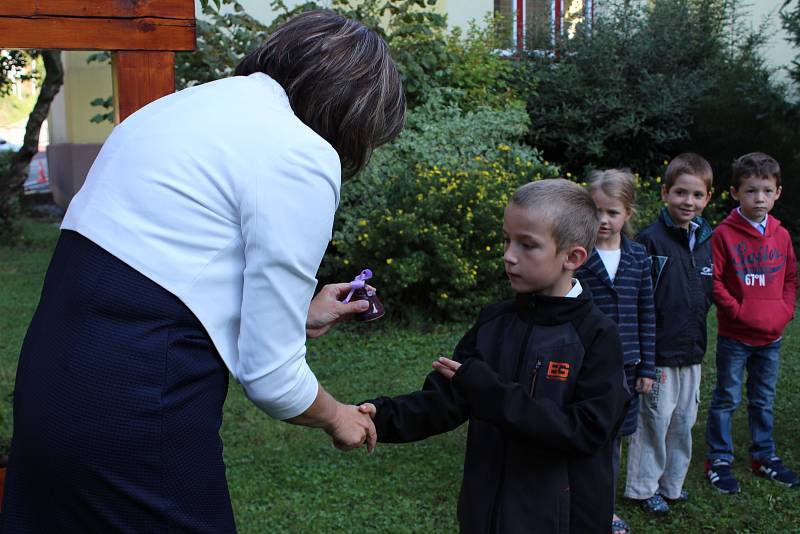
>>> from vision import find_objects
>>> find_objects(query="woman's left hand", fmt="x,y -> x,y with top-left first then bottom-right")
306,283 -> 370,338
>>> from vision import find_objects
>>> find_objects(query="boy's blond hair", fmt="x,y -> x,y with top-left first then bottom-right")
664,153 -> 713,192
511,178 -> 600,253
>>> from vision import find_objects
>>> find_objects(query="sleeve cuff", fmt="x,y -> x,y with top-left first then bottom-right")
636,365 -> 657,380
451,357 -> 487,398
242,358 -> 320,420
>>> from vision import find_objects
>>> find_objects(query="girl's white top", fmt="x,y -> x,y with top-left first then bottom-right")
596,248 -> 622,282
61,73 -> 341,420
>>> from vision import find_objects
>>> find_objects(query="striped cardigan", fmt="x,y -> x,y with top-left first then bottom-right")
577,234 -> 656,436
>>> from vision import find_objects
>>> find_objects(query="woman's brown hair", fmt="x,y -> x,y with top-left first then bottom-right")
235,10 -> 406,175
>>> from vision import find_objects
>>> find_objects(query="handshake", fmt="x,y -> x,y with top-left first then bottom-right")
321,402 -> 379,453
320,356 -> 463,453
304,277 -> 464,453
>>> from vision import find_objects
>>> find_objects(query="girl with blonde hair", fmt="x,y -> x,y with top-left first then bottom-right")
577,169 -> 657,534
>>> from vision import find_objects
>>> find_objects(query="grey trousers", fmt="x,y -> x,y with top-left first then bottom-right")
624,365 -> 701,500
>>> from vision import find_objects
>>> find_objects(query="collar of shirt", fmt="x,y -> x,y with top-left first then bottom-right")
250,72 -> 292,110
737,207 -> 768,234
564,278 -> 583,298
687,220 -> 700,251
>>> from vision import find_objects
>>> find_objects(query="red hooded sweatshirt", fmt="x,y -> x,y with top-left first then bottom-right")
713,208 -> 798,346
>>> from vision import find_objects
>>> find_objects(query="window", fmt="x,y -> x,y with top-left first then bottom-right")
494,0 -> 594,51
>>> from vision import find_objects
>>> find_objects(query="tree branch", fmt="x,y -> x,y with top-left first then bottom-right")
1,50 -> 64,197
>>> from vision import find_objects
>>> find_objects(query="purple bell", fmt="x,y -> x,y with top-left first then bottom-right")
342,269 -> 385,322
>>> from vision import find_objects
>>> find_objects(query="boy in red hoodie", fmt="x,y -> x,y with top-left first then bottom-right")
705,152 -> 799,493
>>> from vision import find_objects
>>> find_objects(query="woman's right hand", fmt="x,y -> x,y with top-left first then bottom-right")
324,403 -> 377,453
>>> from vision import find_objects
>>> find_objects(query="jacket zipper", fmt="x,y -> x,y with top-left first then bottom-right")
489,318 -> 535,533
529,358 -> 543,397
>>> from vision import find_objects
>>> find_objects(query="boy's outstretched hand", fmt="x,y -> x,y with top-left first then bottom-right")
433,357 -> 461,380
357,403 -> 378,449
358,402 -> 376,418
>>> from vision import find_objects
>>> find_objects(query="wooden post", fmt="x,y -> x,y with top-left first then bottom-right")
0,0 -> 195,122
112,51 -> 176,122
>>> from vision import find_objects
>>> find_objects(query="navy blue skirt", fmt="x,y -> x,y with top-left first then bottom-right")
1,231 -> 236,533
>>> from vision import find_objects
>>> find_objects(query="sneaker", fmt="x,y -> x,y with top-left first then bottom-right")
611,516 -> 631,534
659,489 -> 689,502
705,459 -> 741,494
751,456 -> 800,488
640,493 -> 670,514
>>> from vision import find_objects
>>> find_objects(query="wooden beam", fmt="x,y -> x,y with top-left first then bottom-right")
0,16 -> 195,51
112,51 -> 176,123
0,1 -> 194,20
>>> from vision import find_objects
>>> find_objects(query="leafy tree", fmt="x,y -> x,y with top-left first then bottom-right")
182,0 -> 451,108
0,50 -> 63,244
176,0 -> 269,89
0,51 -> 36,97
523,0 -> 729,177
682,0 -> 800,235
180,0 -> 523,112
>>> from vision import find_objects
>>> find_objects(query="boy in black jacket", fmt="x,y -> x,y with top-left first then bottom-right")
623,153 -> 714,513
360,179 -> 629,534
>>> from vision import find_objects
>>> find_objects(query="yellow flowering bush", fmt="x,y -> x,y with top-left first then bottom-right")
632,173 -> 663,233
321,102 -> 560,318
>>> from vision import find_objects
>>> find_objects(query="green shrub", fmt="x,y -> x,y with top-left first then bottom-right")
320,101 -> 560,319
437,17 -> 531,112
176,0 -> 268,89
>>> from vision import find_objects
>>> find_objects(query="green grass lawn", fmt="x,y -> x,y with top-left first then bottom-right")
1,218 -> 799,532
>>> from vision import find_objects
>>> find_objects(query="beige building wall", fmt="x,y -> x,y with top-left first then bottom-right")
222,0 -> 301,24
47,52 -> 112,208
49,52 -> 113,145
749,1 -> 795,85
436,0 -> 493,30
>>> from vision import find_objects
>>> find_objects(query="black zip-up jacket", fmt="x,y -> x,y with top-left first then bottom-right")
367,291 -> 628,534
635,208 -> 713,367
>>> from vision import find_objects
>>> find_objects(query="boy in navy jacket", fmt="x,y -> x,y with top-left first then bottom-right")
624,153 -> 714,513
360,179 -> 629,533
704,152 -> 798,492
